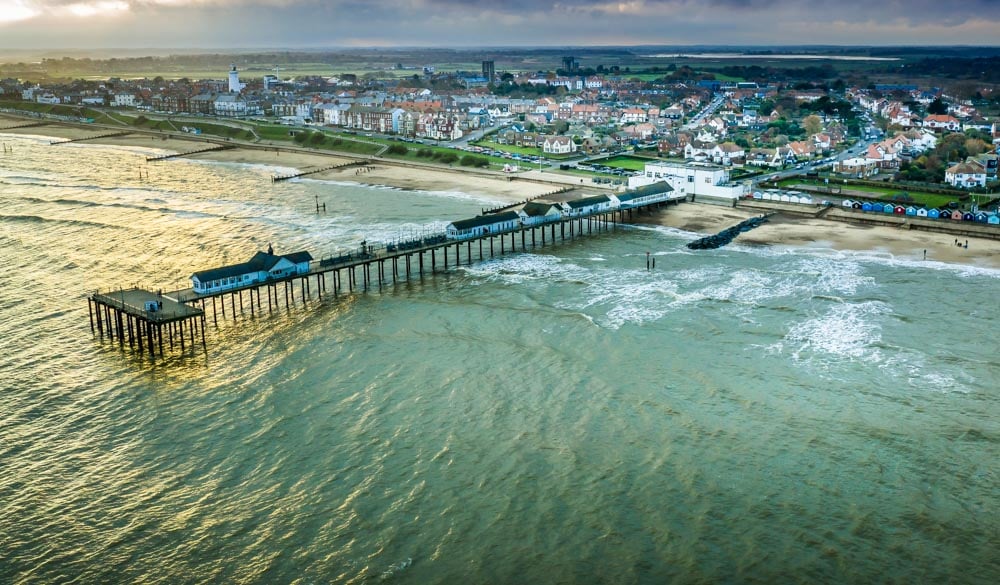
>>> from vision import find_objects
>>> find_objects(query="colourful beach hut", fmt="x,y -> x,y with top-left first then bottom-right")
962,212 -> 975,221
894,205 -> 906,215
974,212 -> 988,223
862,202 -> 873,212
928,208 -> 940,219
905,206 -> 917,216
916,208 -> 928,218
842,199 -> 855,208
883,204 -> 895,214
951,210 -> 964,220
988,215 -> 999,225
852,201 -> 863,210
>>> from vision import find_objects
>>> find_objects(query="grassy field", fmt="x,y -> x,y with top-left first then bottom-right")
599,155 -> 655,171
472,139 -> 544,157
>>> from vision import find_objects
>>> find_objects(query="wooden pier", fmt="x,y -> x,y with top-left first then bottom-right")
88,288 -> 206,357
146,144 -> 234,162
92,199 -> 677,357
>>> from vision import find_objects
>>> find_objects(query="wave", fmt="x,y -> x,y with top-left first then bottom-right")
297,177 -> 505,205
0,214 -> 122,230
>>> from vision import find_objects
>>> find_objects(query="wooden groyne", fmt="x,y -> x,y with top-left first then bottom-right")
272,160 -> 368,182
0,121 -> 49,131
51,131 -> 132,145
146,144 -> 234,162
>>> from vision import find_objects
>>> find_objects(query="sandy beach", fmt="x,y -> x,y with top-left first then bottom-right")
647,202 -> 1000,269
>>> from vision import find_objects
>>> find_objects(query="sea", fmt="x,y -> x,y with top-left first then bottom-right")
1,133 -> 997,584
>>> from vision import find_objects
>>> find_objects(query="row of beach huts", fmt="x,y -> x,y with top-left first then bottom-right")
838,199 -> 1000,224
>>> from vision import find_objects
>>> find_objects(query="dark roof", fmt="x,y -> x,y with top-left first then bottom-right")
192,250 -> 311,282
521,201 -> 560,216
283,251 -> 314,264
617,181 -> 674,203
566,194 -> 612,209
449,211 -> 521,231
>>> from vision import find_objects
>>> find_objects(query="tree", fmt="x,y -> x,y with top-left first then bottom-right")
927,98 -> 947,115
964,138 -> 986,157
552,120 -> 569,135
802,114 -> 823,136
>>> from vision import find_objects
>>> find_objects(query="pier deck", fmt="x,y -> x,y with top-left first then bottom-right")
89,288 -> 206,355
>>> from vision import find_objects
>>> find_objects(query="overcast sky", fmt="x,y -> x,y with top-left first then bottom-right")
1,0 -> 998,49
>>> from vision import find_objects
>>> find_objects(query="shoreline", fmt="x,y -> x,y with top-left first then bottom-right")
0,114 -> 577,204
3,115 -> 998,270
644,202 -> 1000,270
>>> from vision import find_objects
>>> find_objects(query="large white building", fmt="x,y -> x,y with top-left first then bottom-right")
628,162 -> 747,204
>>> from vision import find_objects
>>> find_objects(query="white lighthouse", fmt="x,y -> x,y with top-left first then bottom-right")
228,63 -> 243,93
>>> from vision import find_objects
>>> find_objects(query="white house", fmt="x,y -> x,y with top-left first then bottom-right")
446,211 -> 520,240
923,114 -> 960,132
834,157 -> 878,178
542,135 -> 577,155
191,250 -> 313,294
112,93 -> 136,108
945,161 -> 987,188
214,93 -> 248,117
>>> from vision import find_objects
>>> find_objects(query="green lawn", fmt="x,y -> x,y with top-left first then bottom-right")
599,155 -> 654,171
472,140 -> 544,157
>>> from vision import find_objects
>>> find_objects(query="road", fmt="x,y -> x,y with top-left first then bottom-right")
682,93 -> 726,130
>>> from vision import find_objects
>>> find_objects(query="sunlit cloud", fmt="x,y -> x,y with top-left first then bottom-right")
64,0 -> 129,16
0,1 -> 42,22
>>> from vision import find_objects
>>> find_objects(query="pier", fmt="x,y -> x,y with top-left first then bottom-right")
88,288 -> 206,356
90,198 -> 676,357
